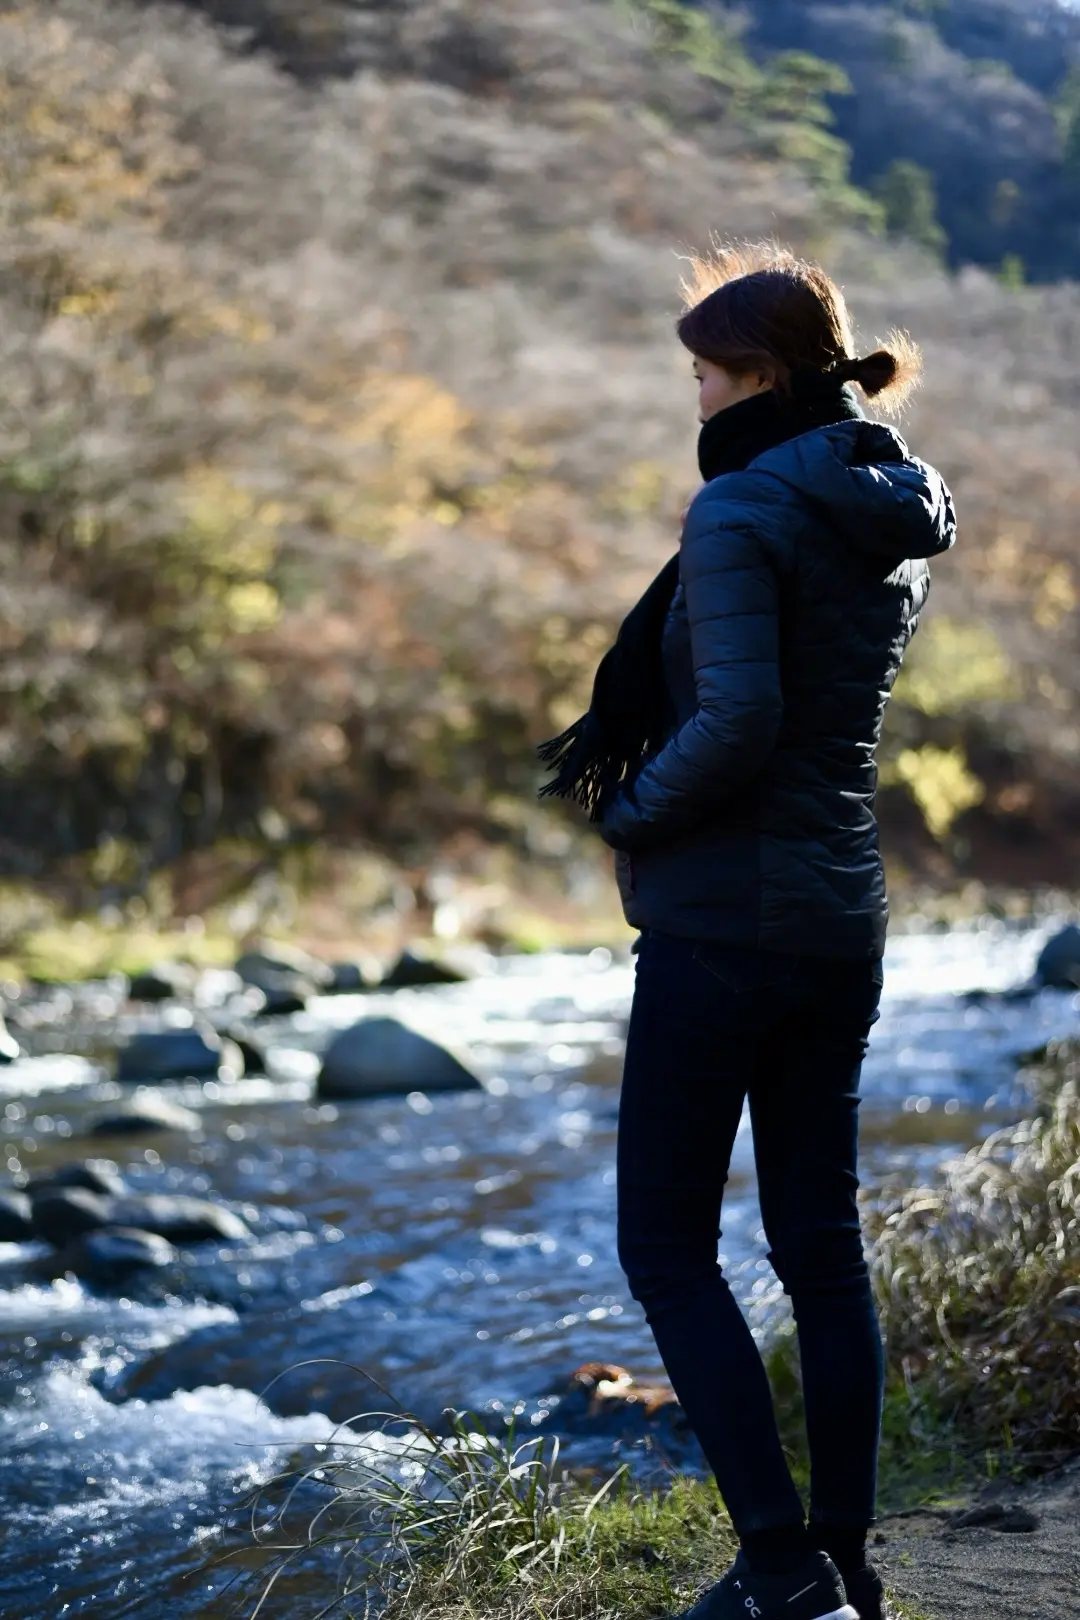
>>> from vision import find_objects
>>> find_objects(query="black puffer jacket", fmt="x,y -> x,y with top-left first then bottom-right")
599,419 -> 957,957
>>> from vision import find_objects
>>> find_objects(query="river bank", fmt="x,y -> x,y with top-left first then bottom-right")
0,919 -> 1077,1615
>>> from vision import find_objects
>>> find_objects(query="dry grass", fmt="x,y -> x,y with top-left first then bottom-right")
871,1037 -> 1080,1468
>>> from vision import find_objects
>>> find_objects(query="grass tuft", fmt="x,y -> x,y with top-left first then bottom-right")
869,1037 -> 1080,1470
209,1404 -> 735,1619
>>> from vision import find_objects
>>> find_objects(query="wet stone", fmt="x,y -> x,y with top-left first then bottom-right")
1036,924 -> 1080,990
251,981 -> 310,1017
27,1161 -> 127,1200
126,963 -> 198,1002
29,1187 -> 113,1246
316,1015 -> 483,1099
87,1093 -> 202,1137
115,1026 -> 237,1083
224,1031 -> 267,1076
41,1226 -> 178,1284
533,1362 -> 702,1465
381,948 -> 467,988
0,1014 -> 21,1065
0,1189 -> 35,1242
108,1195 -> 251,1245
325,961 -> 373,993
234,946 -> 332,1011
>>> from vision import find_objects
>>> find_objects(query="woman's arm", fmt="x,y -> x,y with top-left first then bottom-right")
598,507 -> 783,852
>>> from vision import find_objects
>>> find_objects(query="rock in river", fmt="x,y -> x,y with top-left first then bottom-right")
0,1014 -> 21,1064
235,945 -> 334,992
0,1190 -> 35,1242
316,1016 -> 482,1099
27,1160 -> 127,1200
326,961 -> 373,993
29,1187 -> 113,1246
532,1362 -> 703,1466
116,1025 -> 239,1084
224,1030 -> 267,1077
251,981 -> 310,1017
109,1195 -> 251,1245
381,948 -> 467,988
1036,925 -> 1080,990
126,963 -> 198,1002
234,945 -> 333,1011
30,1184 -> 249,1248
41,1227 -> 178,1284
87,1093 -> 202,1138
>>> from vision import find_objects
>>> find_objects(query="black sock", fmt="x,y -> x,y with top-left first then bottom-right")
740,1523 -> 811,1576
808,1523 -> 869,1575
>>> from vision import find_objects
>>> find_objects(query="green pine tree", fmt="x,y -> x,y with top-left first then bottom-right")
873,159 -> 948,256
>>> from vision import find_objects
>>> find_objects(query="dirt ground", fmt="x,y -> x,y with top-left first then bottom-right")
877,1456 -> 1080,1618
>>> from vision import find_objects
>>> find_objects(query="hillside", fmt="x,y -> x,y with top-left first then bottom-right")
726,0 -> 1080,281
1,0 -> 1079,926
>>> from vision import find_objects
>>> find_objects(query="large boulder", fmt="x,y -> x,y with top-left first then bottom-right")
316,1016 -> 482,1099
27,1161 -> 127,1200
109,1194 -> 251,1245
1036,925 -> 1080,990
115,1025 -> 239,1084
381,948 -> 467,989
41,1227 -> 177,1284
29,1187 -> 113,1246
0,1190 -> 35,1242
87,1093 -> 202,1138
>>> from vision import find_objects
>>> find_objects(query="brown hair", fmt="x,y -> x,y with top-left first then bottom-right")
676,242 -> 922,415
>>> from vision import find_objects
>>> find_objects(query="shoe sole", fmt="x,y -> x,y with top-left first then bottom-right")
821,1609 -> 860,1620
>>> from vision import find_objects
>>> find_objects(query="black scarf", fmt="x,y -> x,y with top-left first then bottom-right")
536,373 -> 865,817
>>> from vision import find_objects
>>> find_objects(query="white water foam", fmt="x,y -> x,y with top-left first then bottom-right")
0,1277 -> 235,1352
0,1369 -> 357,1530
0,1054 -> 102,1096
881,918 -> 1061,1000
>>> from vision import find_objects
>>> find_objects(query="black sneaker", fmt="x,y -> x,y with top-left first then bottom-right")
672,1549 -> 858,1619
839,1564 -> 886,1620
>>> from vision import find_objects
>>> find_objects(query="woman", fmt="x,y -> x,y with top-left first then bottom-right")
538,245 -> 956,1620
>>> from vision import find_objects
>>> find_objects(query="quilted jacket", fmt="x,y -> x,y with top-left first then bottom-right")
599,418 -> 957,957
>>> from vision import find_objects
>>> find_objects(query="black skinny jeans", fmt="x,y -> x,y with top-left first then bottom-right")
617,929 -> 885,1536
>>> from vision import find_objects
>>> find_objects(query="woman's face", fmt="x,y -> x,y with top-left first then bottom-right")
692,356 -> 774,423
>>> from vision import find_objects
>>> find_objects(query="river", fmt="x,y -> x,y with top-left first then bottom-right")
0,919 -> 1076,1618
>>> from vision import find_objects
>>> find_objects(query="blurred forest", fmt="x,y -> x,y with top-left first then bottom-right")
1,0 -> 1079,930
727,0 -> 1080,282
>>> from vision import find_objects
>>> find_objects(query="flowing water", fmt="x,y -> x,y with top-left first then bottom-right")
0,921 -> 1076,1618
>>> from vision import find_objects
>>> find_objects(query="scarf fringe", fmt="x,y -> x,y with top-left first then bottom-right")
536,717 -> 618,819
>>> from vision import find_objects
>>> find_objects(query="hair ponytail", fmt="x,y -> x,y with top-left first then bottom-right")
828,334 -> 922,412
677,242 -> 923,417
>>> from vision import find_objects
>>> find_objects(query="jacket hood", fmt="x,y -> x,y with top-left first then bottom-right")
751,419 -> 956,564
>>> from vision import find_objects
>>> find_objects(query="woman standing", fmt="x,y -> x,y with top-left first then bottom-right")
538,246 -> 956,1620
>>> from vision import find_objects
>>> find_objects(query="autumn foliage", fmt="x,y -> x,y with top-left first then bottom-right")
1,0 -> 1079,905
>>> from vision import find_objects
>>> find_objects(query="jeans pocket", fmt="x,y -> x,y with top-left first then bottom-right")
692,943 -> 798,994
